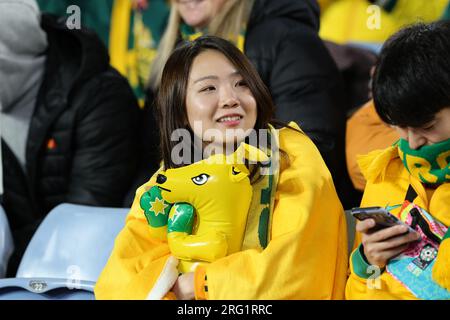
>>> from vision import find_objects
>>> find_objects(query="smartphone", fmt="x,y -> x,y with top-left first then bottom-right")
350,206 -> 412,231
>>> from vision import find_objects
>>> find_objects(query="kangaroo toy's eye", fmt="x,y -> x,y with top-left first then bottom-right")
192,173 -> 210,185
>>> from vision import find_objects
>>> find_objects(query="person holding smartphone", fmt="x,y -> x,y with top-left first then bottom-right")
345,21 -> 450,300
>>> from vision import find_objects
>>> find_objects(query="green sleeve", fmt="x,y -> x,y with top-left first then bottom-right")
443,228 -> 450,241
351,244 -> 385,279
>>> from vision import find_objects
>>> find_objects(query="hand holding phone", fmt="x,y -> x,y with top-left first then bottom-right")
351,206 -> 421,267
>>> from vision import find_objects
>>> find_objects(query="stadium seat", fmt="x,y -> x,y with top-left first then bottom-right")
0,205 -> 14,278
0,203 -> 129,300
348,42 -> 383,55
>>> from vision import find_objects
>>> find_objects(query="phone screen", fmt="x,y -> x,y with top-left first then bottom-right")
351,206 -> 400,228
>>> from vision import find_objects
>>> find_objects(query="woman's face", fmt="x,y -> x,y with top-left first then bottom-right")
186,49 -> 257,149
394,107 -> 450,149
176,0 -> 227,29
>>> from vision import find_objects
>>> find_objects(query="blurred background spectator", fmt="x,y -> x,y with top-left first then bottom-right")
37,0 -> 170,107
0,0 -> 139,276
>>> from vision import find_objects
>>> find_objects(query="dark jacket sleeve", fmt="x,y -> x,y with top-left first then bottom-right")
66,68 -> 140,207
246,19 -> 356,207
272,25 -> 346,174
245,17 -> 355,206
250,21 -> 346,158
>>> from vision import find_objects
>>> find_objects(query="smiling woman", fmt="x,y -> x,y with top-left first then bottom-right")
94,36 -> 349,300
155,35 -> 274,168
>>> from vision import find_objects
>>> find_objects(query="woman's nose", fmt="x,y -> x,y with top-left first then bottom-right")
156,174 -> 167,184
220,87 -> 239,109
407,129 -> 427,150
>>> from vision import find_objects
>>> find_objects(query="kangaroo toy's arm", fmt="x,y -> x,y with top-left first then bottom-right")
168,231 -> 228,262
168,204 -> 228,262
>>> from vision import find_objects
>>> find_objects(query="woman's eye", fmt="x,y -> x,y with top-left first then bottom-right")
236,80 -> 248,87
200,86 -> 215,92
191,173 -> 210,185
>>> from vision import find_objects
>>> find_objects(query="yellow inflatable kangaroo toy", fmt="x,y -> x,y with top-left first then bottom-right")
140,143 -> 269,273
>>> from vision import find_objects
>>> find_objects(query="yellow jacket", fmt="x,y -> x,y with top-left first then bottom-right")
345,146 -> 450,299
94,124 -> 348,299
320,0 -> 449,44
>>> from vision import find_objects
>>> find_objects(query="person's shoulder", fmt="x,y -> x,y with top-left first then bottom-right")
273,123 -> 340,201
90,67 -> 133,91
277,122 -> 320,158
71,66 -> 139,121
276,122 -> 332,179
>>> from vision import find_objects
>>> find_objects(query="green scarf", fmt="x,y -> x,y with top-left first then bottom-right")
442,2 -> 450,20
180,23 -> 246,52
398,138 -> 450,184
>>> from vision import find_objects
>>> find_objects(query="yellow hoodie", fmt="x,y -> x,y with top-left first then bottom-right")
94,124 -> 348,300
320,0 -> 449,44
345,146 -> 450,300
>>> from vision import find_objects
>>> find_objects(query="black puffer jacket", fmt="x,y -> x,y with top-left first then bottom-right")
1,14 -> 139,275
245,0 -> 355,207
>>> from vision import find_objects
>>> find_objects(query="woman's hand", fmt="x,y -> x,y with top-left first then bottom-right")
172,272 -> 195,300
357,219 -> 421,268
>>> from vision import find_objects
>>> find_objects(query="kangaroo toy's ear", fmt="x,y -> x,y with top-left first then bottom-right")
231,143 -> 269,164
229,164 -> 249,182
228,144 -> 269,183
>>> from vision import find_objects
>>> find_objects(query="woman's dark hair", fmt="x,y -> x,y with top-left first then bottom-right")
373,21 -> 450,128
156,35 -> 276,169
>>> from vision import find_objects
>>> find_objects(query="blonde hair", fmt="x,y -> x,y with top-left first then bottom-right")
148,0 -> 255,90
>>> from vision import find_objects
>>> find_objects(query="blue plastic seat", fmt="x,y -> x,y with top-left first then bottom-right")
0,203 -> 129,300
0,205 -> 14,278
0,278 -> 96,300
348,41 -> 383,55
